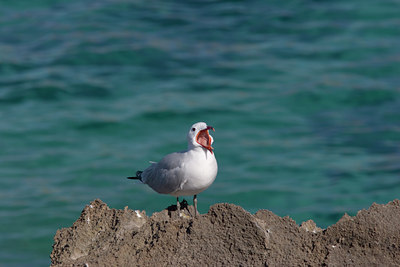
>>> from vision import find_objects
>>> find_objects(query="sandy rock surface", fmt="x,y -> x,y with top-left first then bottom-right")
51,199 -> 400,266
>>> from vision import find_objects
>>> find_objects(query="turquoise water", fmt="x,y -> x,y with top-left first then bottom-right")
1,0 -> 400,265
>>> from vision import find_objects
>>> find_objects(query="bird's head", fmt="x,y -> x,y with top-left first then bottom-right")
187,122 -> 215,154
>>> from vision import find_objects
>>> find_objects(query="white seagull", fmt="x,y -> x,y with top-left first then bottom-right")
128,122 -> 218,217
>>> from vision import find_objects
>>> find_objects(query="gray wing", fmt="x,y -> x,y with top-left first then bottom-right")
141,152 -> 186,194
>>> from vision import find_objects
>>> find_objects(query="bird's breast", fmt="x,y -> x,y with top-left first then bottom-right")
176,150 -> 217,195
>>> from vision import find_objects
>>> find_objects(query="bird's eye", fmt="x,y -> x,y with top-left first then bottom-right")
192,128 -> 196,131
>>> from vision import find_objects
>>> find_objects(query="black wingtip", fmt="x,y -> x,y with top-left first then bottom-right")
127,176 -> 138,180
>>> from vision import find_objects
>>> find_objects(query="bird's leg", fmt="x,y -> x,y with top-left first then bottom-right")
193,194 -> 198,217
177,197 -> 181,216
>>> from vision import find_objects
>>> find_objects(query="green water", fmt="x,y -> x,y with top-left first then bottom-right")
1,0 -> 400,265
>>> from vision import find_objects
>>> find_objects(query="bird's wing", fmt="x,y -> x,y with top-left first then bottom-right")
141,152 -> 187,194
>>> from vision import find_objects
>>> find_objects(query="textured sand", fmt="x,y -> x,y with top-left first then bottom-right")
51,199 -> 400,266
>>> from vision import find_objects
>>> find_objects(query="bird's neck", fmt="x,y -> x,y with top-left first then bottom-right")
187,142 -> 197,151
187,144 -> 213,158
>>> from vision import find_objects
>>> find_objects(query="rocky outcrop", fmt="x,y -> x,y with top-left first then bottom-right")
51,199 -> 400,266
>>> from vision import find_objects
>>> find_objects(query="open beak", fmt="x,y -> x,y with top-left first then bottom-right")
196,126 -> 215,154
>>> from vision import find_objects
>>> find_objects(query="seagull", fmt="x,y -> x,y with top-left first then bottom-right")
127,122 -> 218,217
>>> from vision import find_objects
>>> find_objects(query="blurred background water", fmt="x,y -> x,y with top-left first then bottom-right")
0,0 -> 399,265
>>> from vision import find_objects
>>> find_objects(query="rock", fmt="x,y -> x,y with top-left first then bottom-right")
322,200 -> 400,266
50,199 -> 400,266
300,219 -> 322,233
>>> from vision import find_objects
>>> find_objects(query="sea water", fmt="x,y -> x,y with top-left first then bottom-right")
1,0 -> 399,265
